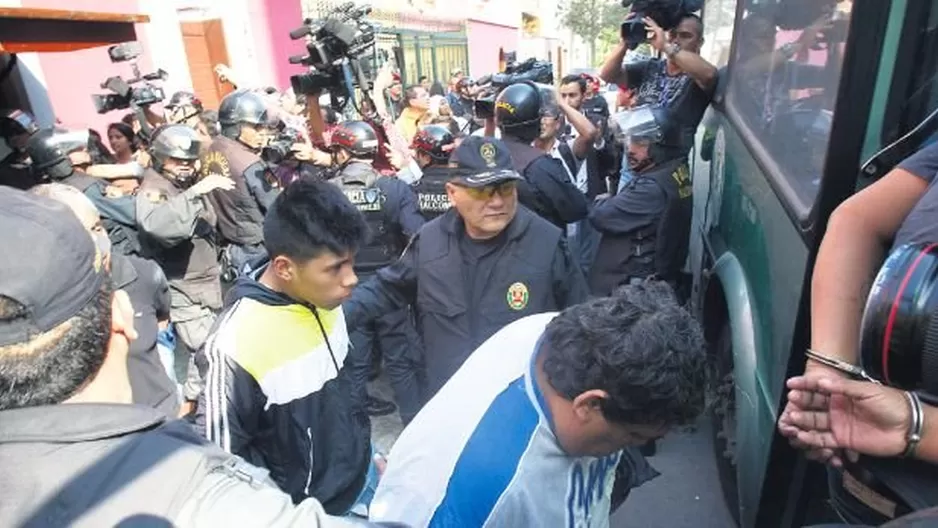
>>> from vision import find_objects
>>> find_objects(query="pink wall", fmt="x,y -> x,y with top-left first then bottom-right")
24,0 -> 154,135
264,0 -> 307,91
467,20 -> 518,78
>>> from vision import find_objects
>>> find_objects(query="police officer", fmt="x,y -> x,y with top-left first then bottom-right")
204,89 -> 281,277
136,124 -> 234,413
329,120 -> 427,422
589,108 -> 692,298
411,125 -> 456,221
495,82 -> 589,230
343,136 -> 589,400
26,127 -> 143,257
0,109 -> 40,190
165,90 -> 213,142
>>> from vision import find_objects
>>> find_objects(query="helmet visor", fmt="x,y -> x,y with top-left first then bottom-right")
612,106 -> 660,142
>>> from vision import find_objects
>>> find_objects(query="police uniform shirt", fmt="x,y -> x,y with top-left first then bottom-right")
370,313 -> 656,527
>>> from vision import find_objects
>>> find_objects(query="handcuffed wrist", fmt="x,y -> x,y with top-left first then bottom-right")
901,391 -> 925,458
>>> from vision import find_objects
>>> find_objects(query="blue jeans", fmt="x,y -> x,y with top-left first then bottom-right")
347,448 -> 381,517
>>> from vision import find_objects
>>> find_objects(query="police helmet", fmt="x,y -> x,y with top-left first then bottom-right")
412,125 -> 455,164
615,106 -> 684,163
859,243 -> 938,402
150,124 -> 203,165
1,109 -> 39,140
495,82 -> 546,137
25,128 -> 89,180
218,90 -> 270,131
331,121 -> 380,159
166,91 -> 204,112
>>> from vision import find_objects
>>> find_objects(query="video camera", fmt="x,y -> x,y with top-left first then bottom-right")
261,123 -> 304,165
92,42 -> 168,114
473,58 -> 554,119
287,1 -> 377,109
620,0 -> 704,50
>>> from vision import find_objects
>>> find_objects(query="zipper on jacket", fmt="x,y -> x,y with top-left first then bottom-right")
305,427 -> 314,496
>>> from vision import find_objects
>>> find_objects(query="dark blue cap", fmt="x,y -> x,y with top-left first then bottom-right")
449,136 -> 523,188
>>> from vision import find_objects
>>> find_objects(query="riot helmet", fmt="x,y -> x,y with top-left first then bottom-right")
412,125 -> 455,166
165,90 -> 204,125
149,124 -> 204,187
218,89 -> 273,149
496,82 -> 553,143
859,243 -> 938,404
25,128 -> 88,181
613,106 -> 683,172
331,121 -> 380,160
1,109 -> 40,152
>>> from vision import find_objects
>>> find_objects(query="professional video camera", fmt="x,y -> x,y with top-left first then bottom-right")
92,42 -> 168,114
287,1 -> 377,109
261,123 -> 304,165
620,0 -> 704,49
473,58 -> 554,119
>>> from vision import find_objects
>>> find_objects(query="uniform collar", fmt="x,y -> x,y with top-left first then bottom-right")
0,404 -> 167,444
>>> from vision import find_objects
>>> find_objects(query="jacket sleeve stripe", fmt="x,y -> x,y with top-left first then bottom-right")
203,301 -> 242,453
428,377 -> 540,527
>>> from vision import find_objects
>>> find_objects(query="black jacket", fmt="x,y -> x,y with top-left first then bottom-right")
343,206 -> 589,395
501,136 -> 589,229
195,275 -> 370,514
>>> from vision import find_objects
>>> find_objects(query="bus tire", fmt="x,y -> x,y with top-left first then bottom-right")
710,322 -> 741,525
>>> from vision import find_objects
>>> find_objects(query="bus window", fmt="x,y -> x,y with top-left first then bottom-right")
700,0 -> 739,70
727,0 -> 853,206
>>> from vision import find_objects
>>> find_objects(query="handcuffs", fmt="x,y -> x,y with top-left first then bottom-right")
806,348 -> 924,458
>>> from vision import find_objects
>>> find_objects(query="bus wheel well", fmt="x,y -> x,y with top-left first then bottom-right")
703,278 -> 729,347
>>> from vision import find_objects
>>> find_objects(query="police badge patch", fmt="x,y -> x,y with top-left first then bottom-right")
201,151 -> 232,180
506,282 -> 530,310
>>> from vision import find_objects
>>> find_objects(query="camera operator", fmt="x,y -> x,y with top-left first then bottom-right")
0,109 -> 40,190
137,124 -> 234,415
327,120 -> 426,421
777,140 -> 938,523
495,82 -> 589,231
204,89 -> 282,276
26,127 -> 143,257
599,14 -> 717,158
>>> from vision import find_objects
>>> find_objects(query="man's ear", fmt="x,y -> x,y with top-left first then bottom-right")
111,289 -> 138,341
271,255 -> 295,283
570,390 -> 611,422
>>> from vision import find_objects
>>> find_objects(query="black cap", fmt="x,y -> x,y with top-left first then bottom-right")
449,136 -> 523,188
0,188 -> 106,346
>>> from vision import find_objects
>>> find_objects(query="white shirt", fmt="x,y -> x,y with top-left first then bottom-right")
369,314 -> 622,528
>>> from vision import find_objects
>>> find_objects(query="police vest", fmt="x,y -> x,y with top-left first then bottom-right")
337,162 -> 404,274
201,135 -> 265,247
590,159 -> 692,295
413,166 -> 453,221
138,168 -> 223,311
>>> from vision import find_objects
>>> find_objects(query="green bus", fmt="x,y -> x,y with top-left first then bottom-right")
688,1 -> 938,526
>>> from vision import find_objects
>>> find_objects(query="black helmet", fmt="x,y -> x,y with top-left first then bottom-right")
1,109 -> 39,140
616,106 -> 684,164
331,121 -> 380,159
25,128 -> 87,180
166,91 -> 204,112
218,90 -> 270,130
150,124 -> 202,164
412,125 -> 455,164
496,82 -> 552,142
859,243 -> 938,401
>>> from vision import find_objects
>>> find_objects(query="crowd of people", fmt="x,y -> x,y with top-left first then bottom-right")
0,12 -> 831,527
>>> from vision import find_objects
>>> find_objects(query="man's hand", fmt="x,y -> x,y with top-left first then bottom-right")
644,17 -> 668,52
191,174 -> 236,196
778,363 -> 848,465
779,375 -> 911,467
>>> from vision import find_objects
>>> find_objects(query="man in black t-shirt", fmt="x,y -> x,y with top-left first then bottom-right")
599,14 -> 717,157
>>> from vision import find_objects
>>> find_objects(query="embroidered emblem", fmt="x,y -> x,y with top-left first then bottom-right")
506,282 -> 530,311
480,142 -> 497,167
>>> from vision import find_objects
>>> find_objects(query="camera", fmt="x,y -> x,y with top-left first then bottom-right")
473,58 -> 554,119
287,2 -> 377,109
261,124 -> 303,165
619,0 -> 704,49
92,42 -> 168,114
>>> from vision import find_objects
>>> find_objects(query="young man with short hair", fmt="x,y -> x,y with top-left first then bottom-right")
370,281 -> 708,527
197,179 -> 378,515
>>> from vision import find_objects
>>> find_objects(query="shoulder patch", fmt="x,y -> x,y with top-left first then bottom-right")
144,189 -> 166,203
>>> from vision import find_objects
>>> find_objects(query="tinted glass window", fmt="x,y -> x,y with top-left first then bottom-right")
728,0 -> 853,204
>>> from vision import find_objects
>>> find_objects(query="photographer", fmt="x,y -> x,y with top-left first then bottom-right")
204,89 -> 282,276
496,82 -> 589,231
599,14 -> 716,157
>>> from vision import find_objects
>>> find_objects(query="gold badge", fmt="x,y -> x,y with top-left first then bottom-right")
506,282 -> 530,311
480,143 -> 497,168
201,150 -> 232,179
